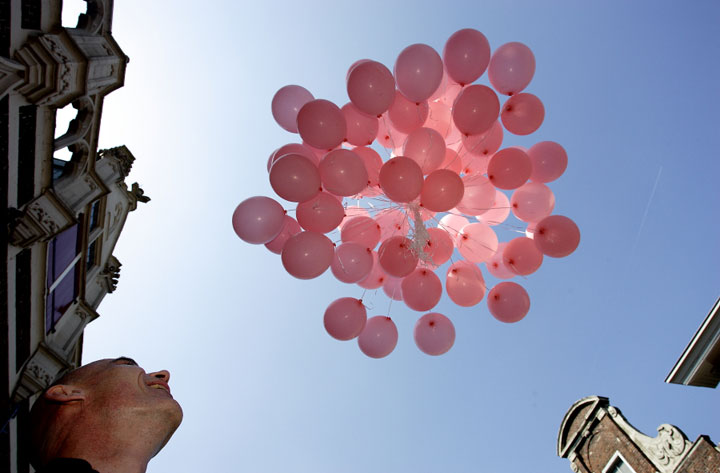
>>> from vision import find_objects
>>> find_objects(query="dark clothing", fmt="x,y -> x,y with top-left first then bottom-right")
37,458 -> 99,473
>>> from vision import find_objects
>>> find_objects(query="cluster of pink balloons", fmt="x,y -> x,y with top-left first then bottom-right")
233,28 -> 580,358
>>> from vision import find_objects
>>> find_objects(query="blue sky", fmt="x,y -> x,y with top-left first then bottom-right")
74,1 -> 720,472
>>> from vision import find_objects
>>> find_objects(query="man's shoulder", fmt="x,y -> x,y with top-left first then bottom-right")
37,458 -> 99,473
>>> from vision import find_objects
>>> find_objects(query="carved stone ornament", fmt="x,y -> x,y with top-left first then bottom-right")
648,424 -> 687,466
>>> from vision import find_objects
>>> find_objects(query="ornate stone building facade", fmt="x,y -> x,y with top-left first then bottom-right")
1,1 -> 143,472
558,396 -> 720,473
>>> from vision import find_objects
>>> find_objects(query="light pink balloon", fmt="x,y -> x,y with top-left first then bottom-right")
440,148 -> 463,174
456,222 -> 498,263
478,190 -> 510,226
525,221 -> 538,239
357,251 -> 386,289
319,149 -> 368,197
358,316 -> 398,358
232,196 -> 286,245
402,127 -> 446,174
414,312 -> 455,356
461,120 -> 503,157
269,153 -> 321,203
501,93 -> 545,135
378,156 -> 424,203
324,297 -> 367,341
446,260 -> 486,307
401,268 -> 442,311
303,141 -> 334,162
339,206 -> 370,229
342,103 -> 379,146
487,282 -> 530,323
378,235 -> 418,277
375,208 -> 410,241
511,182 -> 555,222
297,99 -> 347,150
420,169 -> 464,212
461,153 -> 489,176
452,85 -> 500,136
331,242 -> 373,283
487,147 -> 532,190
382,276 -> 404,301
443,28 -> 491,86
353,146 -> 383,197
456,173 -> 495,216
488,42 -> 536,96
502,237 -> 543,276
296,191 -> 345,233
265,215 -> 302,254
394,43 -> 444,103
485,242 -> 515,279
388,91 -> 429,134
533,215 -> 580,257
438,213 -> 469,240
528,141 -> 568,183
272,85 -> 314,133
341,216 -> 381,249
347,60 -> 396,116
420,227 -> 454,268
376,113 -> 408,149
281,231 -> 334,279
425,101 -> 462,145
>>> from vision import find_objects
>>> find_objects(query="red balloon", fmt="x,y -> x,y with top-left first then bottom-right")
501,93 -> 545,135
232,196 -> 286,245
378,235 -> 418,277
347,60 -> 396,116
487,282 -> 530,323
281,231 -> 334,279
446,260 -> 486,307
394,43 -> 444,103
413,313 -> 455,356
342,102 -> 379,146
297,99 -> 347,150
324,297 -> 367,341
388,91 -> 429,134
502,237 -> 543,276
378,156 -> 424,203
296,191 -> 345,233
267,142 -> 320,172
443,28 -> 491,86
271,85 -> 314,133
510,182 -> 555,222
533,215 -> 580,257
357,251 -> 386,290
420,169 -> 464,212
456,173 -> 495,216
265,215 -> 302,254
358,316 -> 398,358
401,268 -> 442,312
269,153 -> 321,203
461,120 -> 504,157
456,222 -> 498,263
331,242 -> 374,283
341,216 -> 381,249
488,42 -> 536,96
487,147 -> 532,190
452,85 -> 500,136
319,149 -> 368,196
528,141 -> 568,183
402,127 -> 446,174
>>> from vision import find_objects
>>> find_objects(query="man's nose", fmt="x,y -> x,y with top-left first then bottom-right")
149,370 -> 171,382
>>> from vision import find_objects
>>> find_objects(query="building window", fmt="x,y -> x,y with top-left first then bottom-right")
45,224 -> 81,333
603,452 -> 637,473
86,239 -> 98,271
89,200 -> 101,231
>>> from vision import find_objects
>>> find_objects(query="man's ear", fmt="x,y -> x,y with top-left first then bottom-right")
45,384 -> 86,403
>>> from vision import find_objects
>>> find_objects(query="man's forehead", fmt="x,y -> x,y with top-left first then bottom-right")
68,356 -> 140,379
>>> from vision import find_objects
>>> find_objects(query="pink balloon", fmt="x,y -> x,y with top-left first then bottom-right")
487,282 -> 530,323
511,182 -> 555,222
382,276 -> 404,301
438,213 -> 469,240
331,242 -> 373,283
232,196 -> 286,244
358,316 -> 398,358
265,215 -> 302,254
452,85 -> 500,136
324,297 -> 367,341
456,222 -> 498,263
272,85 -> 314,133
461,153 -> 489,176
268,143 -> 320,172
347,60 -> 396,116
269,153 -> 321,203
357,251 -> 386,289
533,215 -> 580,257
420,169 -> 464,212
478,190 -> 510,226
388,91 -> 429,134
402,127 -> 446,175
443,29 -> 491,86
440,148 -> 463,174
502,237 -> 543,276
341,216 -> 381,249
488,42 -> 536,96
419,227 -> 454,268
485,242 -> 515,279
525,221 -> 538,239
394,43 -> 444,103
353,146 -> 383,197
376,113 -> 408,149
281,231 -> 334,279
456,173 -> 495,216
319,149 -> 368,196
346,59 -> 371,82
378,235 -> 418,277
501,93 -> 545,135
303,141 -> 335,161
342,102 -> 379,146
340,206 -> 370,228
461,120 -> 503,157
378,156 -> 424,203
375,208 -> 410,241
425,101 -> 462,146
401,268 -> 442,311
446,260 -> 486,307
528,141 -> 568,183
296,191 -> 345,233
297,99 -> 347,150
414,313 -> 455,356
487,147 -> 532,190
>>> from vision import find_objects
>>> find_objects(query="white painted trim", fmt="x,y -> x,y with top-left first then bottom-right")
602,451 -> 638,473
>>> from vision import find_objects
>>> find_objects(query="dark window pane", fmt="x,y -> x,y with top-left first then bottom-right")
89,200 -> 100,230
47,265 -> 77,332
50,224 -> 79,281
86,239 -> 97,271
